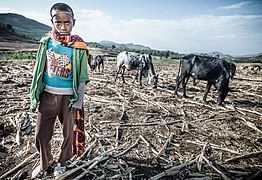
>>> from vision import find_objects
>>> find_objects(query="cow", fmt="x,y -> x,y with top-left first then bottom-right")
174,54 -> 231,105
91,55 -> 105,72
87,53 -> 93,70
191,59 -> 236,86
115,51 -> 158,88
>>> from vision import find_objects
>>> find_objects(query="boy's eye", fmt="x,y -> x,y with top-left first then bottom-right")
54,21 -> 71,26
55,22 -> 62,26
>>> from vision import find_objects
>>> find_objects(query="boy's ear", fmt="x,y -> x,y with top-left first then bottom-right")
73,19 -> 76,26
51,19 -> 54,25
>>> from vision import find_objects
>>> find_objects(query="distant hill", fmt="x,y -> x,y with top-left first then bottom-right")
100,40 -> 152,51
0,23 -> 36,43
0,13 -> 51,40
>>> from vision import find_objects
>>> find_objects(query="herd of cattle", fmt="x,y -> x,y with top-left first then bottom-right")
89,51 -> 240,105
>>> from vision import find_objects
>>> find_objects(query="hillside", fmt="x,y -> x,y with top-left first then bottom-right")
0,23 -> 36,43
0,13 -> 50,40
0,23 -> 39,52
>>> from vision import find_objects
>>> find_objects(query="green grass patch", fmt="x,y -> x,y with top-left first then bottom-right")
152,58 -> 180,64
0,52 -> 36,60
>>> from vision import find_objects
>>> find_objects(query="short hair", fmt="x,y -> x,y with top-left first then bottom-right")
50,3 -> 74,19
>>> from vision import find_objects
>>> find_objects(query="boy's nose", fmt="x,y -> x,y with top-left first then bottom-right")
61,23 -> 67,30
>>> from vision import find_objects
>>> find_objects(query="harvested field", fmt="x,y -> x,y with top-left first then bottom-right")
0,59 -> 262,179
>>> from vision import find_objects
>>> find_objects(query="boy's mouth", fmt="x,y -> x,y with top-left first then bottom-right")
60,32 -> 69,35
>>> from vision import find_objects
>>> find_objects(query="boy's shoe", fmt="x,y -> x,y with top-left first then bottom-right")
54,163 -> 66,177
31,165 -> 47,179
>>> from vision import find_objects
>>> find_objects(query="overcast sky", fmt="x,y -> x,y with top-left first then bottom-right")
1,0 -> 262,55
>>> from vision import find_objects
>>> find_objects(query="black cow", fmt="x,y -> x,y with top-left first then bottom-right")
115,51 -> 158,88
174,54 -> 231,105
191,58 -> 236,86
91,55 -> 105,72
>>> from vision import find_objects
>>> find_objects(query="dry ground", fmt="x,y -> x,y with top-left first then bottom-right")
0,59 -> 262,180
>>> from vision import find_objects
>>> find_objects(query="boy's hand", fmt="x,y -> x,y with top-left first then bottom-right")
70,107 -> 76,113
70,106 -> 81,113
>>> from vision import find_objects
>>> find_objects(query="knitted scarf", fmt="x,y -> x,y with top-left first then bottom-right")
48,28 -> 86,157
48,28 -> 85,46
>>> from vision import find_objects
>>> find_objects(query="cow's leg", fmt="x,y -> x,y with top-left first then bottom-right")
98,64 -> 101,73
94,62 -> 97,72
102,61 -> 104,72
138,70 -> 143,86
121,67 -> 126,84
182,76 -> 190,98
175,70 -> 190,93
192,77 -> 196,86
132,71 -> 139,83
174,75 -> 184,95
203,81 -> 212,103
115,67 -> 121,82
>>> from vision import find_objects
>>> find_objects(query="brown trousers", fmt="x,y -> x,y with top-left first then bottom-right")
35,91 -> 74,170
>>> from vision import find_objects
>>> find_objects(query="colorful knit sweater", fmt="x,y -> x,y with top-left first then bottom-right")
30,36 -> 90,112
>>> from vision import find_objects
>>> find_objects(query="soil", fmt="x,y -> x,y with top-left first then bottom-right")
0,59 -> 262,179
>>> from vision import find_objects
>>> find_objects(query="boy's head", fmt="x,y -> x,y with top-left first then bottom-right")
50,3 -> 75,35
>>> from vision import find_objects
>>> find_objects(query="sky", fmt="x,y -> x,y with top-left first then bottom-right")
0,0 -> 262,55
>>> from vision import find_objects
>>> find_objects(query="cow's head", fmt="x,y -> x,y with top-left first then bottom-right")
91,61 -> 97,71
148,74 -> 158,88
217,78 -> 230,105
230,63 -> 236,80
91,64 -> 95,71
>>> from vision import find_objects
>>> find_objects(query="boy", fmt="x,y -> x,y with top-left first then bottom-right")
30,3 -> 89,178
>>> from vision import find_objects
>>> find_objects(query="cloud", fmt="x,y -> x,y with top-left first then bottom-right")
73,10 -> 262,55
0,7 -> 15,12
1,7 -> 261,55
218,1 -> 251,10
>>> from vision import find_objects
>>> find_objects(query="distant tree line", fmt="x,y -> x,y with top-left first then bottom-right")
88,42 -> 184,59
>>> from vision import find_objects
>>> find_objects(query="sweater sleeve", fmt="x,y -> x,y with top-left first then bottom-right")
71,82 -> 85,109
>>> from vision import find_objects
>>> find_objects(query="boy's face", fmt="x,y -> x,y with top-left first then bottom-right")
51,10 -> 75,35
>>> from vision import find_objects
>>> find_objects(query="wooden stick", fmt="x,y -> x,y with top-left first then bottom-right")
7,116 -> 16,127
113,138 -> 140,158
156,87 -> 174,94
68,139 -> 98,168
0,152 -> 38,179
182,99 -> 213,109
202,156 -> 231,180
240,117 -> 262,134
236,107 -> 262,116
98,120 -> 182,127
56,144 -> 126,180
238,89 -> 262,98
150,156 -> 199,180
234,77 -> 262,82
197,142 -> 209,171
224,150 -> 262,163
86,96 -> 123,106
157,133 -> 174,157
186,140 -> 241,155
139,135 -> 159,157
115,126 -> 119,147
